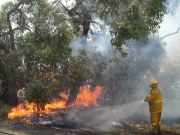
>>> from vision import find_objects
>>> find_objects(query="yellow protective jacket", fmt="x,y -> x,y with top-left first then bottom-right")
146,89 -> 163,113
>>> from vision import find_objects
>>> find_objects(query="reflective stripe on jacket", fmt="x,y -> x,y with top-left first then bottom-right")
146,89 -> 163,113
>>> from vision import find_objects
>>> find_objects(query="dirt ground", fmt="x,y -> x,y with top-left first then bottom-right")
1,117 -> 180,135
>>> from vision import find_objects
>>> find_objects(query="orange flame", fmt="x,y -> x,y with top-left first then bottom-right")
45,100 -> 67,111
44,90 -> 69,111
8,85 -> 104,121
8,101 -> 39,119
76,85 -> 104,107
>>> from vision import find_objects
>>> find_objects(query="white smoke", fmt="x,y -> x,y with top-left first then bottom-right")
67,101 -> 145,131
67,0 -> 180,130
157,3 -> 180,122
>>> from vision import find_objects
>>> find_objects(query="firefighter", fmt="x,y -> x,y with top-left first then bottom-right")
145,79 -> 163,134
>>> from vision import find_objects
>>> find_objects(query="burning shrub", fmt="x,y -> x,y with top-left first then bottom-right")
24,72 -> 61,107
8,85 -> 105,120
25,78 -> 49,107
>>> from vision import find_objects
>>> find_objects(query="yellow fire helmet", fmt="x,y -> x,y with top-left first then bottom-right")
149,79 -> 158,85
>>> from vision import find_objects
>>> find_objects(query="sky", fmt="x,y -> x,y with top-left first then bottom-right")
0,0 -> 10,6
0,0 -> 180,59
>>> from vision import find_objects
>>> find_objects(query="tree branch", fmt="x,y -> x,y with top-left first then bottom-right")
6,0 -> 28,50
0,27 -> 32,37
161,27 -> 180,40
51,0 -> 70,13
52,0 -> 86,16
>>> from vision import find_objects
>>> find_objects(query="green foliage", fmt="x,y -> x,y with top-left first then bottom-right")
0,0 -> 167,106
0,103 -> 11,116
25,79 -> 47,106
110,0 -> 167,51
24,72 -> 61,105
24,68 -> 64,104
0,10 -> 6,26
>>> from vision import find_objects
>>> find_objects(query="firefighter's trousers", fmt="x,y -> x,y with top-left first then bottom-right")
150,113 -> 162,134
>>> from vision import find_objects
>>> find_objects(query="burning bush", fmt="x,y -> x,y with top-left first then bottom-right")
8,85 -> 104,120
24,72 -> 61,107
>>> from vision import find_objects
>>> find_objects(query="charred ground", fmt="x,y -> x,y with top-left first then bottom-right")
1,117 -> 180,135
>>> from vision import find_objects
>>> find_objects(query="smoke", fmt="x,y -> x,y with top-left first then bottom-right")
69,26 -> 180,130
70,34 -> 112,56
67,0 -> 180,130
157,3 -> 180,123
69,29 -> 180,130
101,35 -> 166,104
166,0 -> 180,15
66,100 -> 145,131
67,34 -> 166,130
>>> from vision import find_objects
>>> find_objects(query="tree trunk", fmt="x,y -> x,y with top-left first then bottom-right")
66,81 -> 81,106
7,80 -> 18,105
0,60 -> 18,105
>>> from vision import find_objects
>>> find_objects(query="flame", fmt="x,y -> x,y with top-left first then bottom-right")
8,101 -> 39,119
44,90 -> 69,111
76,85 -> 104,107
8,85 -> 104,121
45,100 -> 66,110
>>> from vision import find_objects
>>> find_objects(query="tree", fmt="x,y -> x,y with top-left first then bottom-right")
0,0 -> 167,106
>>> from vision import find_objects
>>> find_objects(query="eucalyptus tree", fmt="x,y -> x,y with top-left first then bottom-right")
0,0 -> 167,105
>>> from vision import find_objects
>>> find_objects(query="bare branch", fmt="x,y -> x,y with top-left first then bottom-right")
83,20 -> 99,24
51,0 -> 70,12
52,0 -> 86,16
161,27 -> 180,40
